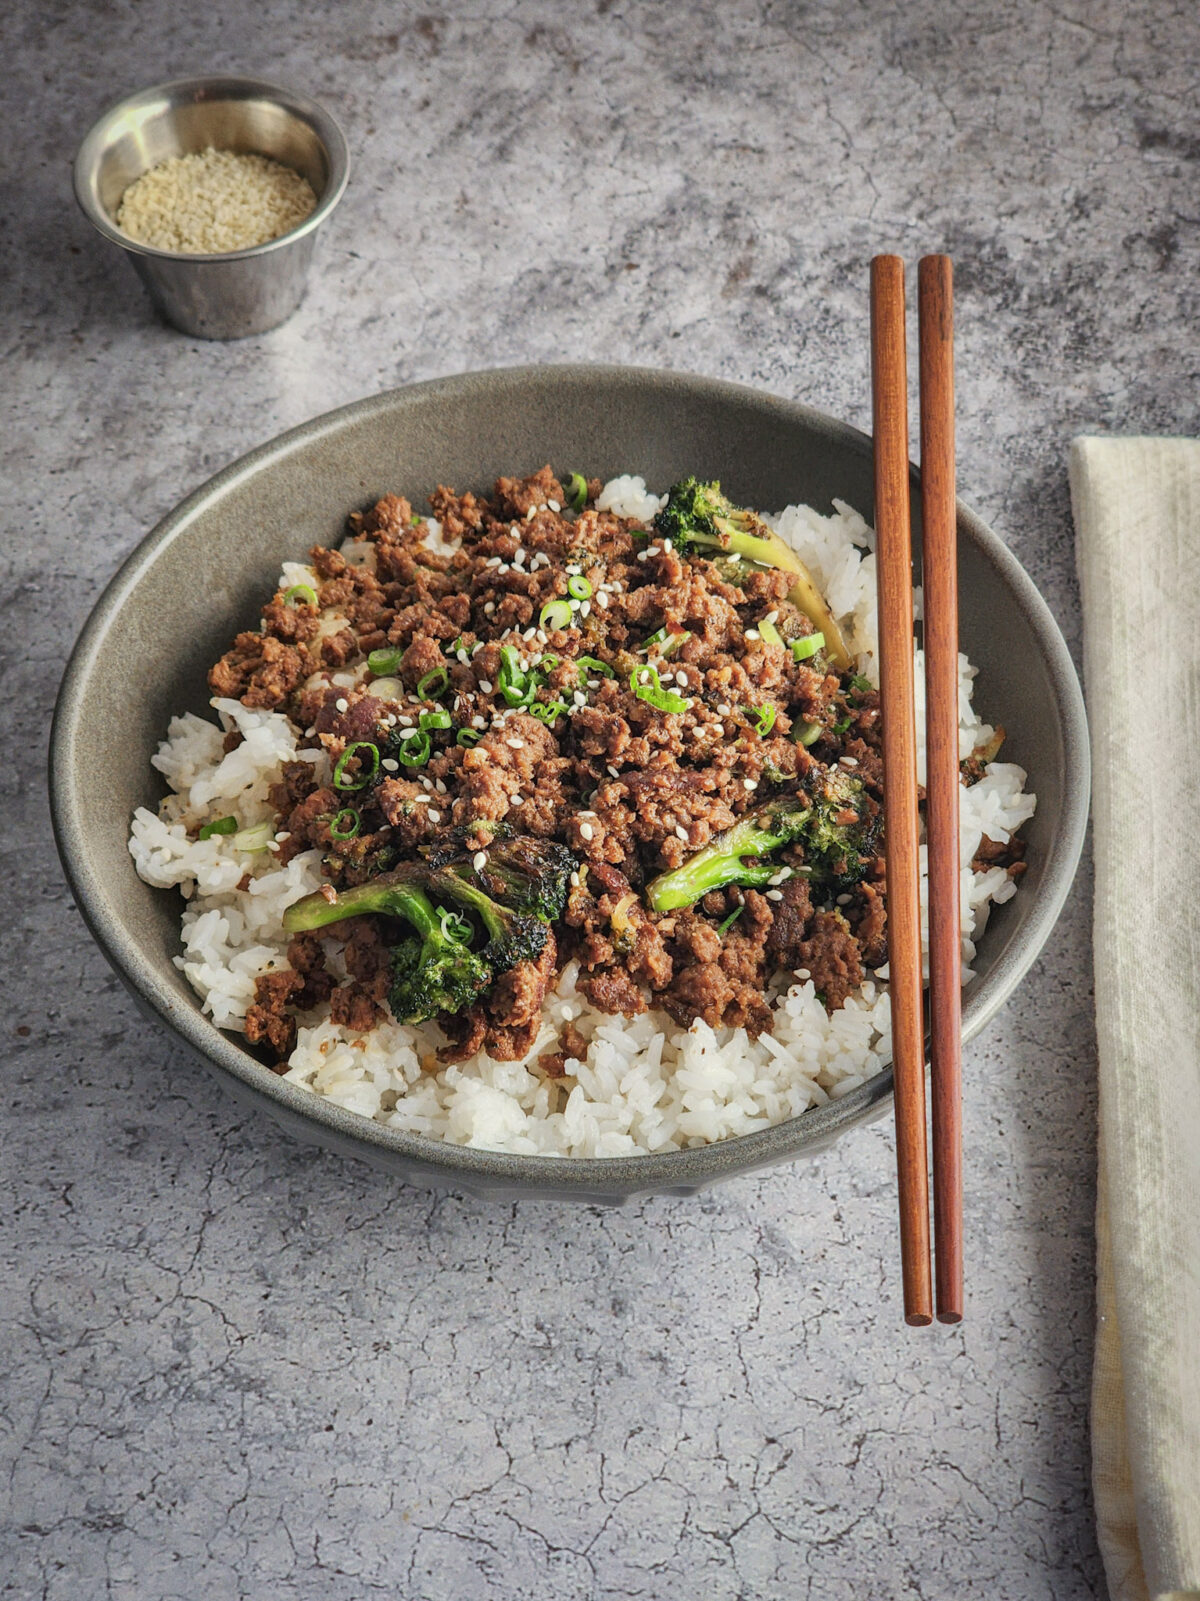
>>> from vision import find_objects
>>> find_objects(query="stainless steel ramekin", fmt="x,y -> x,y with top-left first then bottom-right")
73,75 -> 350,339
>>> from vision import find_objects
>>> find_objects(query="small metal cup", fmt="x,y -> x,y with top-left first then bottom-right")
73,75 -> 349,339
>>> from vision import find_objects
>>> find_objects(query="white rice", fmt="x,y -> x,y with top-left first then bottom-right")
129,480 -> 1035,1157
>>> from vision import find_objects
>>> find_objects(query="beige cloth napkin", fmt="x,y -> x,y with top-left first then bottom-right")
1071,436 -> 1200,1601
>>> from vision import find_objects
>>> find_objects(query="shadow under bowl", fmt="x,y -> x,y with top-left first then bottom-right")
49,364 -> 1090,1202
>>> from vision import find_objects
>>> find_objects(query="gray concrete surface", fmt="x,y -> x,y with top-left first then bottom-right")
5,1 -> 1198,1596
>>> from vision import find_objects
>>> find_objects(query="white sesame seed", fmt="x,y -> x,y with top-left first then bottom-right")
587,679 -> 600,690
478,680 -> 493,694
525,505 -> 536,521
275,831 -> 291,841
548,498 -> 560,512
511,795 -> 524,806
486,556 -> 502,567
841,755 -> 859,767
472,715 -> 486,730
573,691 -> 587,707
457,649 -> 470,664
267,841 -> 281,852
581,601 -> 591,618
637,550 -> 650,562
569,871 -> 581,888
607,764 -> 619,777
507,737 -> 524,749
766,889 -> 784,901
743,778 -> 757,790
413,795 -> 430,805
398,714 -> 414,727
473,851 -> 487,871
536,630 -> 548,645
483,602 -> 495,615
434,779 -> 447,794
745,630 -> 760,642
335,697 -> 349,712
718,703 -> 732,716
675,824 -> 688,841
765,610 -> 779,624
595,591 -> 610,608
381,758 -> 400,772
580,822 -> 595,841
428,810 -> 441,823
566,563 -> 581,574
795,967 -> 811,980
768,870 -> 786,886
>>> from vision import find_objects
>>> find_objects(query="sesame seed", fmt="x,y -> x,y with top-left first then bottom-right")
675,824 -> 688,841
743,778 -> 757,790
637,550 -> 650,562
745,630 -> 760,642
473,851 -> 487,870
561,1002 -> 574,1019
275,831 -> 291,841
536,630 -> 548,645
548,498 -> 561,512
581,601 -> 591,618
478,680 -> 493,694
335,697 -> 349,712
596,591 -> 610,608
607,765 -> 619,777
398,715 -> 414,727
483,602 -> 495,616
573,691 -> 587,707
457,649 -> 470,664
267,841 -> 281,852
472,716 -> 486,730
795,967 -> 811,980
413,795 -> 430,805
836,892 -> 852,905
766,889 -> 784,901
841,755 -> 859,767
428,810 -> 441,823
566,563 -> 581,574
765,609 -> 779,624
718,703 -> 732,716
523,627 -> 536,641
587,679 -> 600,690
569,871 -> 581,888
580,821 -> 595,841
507,737 -> 524,749
434,779 -> 447,794
525,506 -> 536,521
381,758 -> 400,772
511,795 -> 524,806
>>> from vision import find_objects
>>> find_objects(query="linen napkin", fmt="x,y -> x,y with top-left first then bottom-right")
1070,436 -> 1200,1601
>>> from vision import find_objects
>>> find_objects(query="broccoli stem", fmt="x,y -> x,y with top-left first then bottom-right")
282,874 -> 439,935
645,808 -> 805,913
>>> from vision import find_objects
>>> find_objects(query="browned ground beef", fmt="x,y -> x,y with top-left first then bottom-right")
209,467 -> 895,1064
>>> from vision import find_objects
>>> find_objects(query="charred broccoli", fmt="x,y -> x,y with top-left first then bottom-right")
280,835 -> 576,1022
644,771 -> 877,912
653,477 -> 852,670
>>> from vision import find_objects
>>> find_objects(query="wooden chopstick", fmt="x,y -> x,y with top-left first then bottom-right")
918,256 -> 963,1323
870,255 -> 933,1326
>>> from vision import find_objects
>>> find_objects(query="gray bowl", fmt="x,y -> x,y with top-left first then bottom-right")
49,365 -> 1089,1203
73,75 -> 350,339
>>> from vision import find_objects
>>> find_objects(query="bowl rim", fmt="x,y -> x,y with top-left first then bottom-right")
48,363 -> 1090,1189
72,73 -> 351,264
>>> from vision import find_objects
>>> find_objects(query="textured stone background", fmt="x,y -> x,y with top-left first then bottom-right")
5,0 -> 1198,1596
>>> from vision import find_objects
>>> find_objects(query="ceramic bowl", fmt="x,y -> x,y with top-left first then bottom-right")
49,365 -> 1089,1202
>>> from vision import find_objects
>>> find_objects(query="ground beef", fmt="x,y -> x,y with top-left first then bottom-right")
211,466 -> 1015,1065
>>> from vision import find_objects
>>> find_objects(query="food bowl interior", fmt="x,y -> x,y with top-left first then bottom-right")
83,83 -> 334,225
52,367 -> 1088,1200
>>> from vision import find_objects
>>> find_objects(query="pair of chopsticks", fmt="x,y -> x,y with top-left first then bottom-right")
870,255 -> 961,1326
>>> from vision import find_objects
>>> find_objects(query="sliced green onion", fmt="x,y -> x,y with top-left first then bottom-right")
444,636 -> 467,657
283,583 -> 318,609
567,574 -> 592,600
368,676 -> 404,702
529,699 -> 569,724
539,599 -> 574,631
716,906 -> 744,937
394,729 -> 431,767
643,627 -> 667,649
629,664 -> 688,714
456,728 -> 482,748
750,704 -> 777,737
795,720 -> 823,747
367,647 -> 402,675
758,617 -> 784,648
419,708 -> 452,732
850,673 -> 874,693
577,655 -> 613,678
199,815 -> 238,840
791,632 -> 826,662
831,713 -> 853,735
232,820 -> 275,852
566,471 -> 588,513
330,807 -> 361,840
411,513 -> 422,526
642,628 -> 690,657
538,654 -> 560,673
416,666 -> 449,700
333,741 -> 380,791
438,907 -> 473,945
498,645 -> 538,707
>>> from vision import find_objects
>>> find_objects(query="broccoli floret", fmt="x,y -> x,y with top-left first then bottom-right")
653,477 -> 852,670
644,771 -> 877,912
280,833 -> 576,1020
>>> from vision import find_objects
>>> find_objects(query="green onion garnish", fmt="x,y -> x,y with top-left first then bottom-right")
758,618 -> 784,648
566,472 -> 588,513
394,729 -> 431,767
629,663 -> 688,714
232,820 -> 275,852
567,575 -> 592,600
416,666 -> 449,700
539,599 -> 574,632
529,700 -> 569,724
831,714 -> 853,735
751,704 -> 777,737
438,907 -> 474,945
198,815 -> 238,840
498,645 -> 539,707
456,728 -> 482,748
643,628 -> 690,657
576,656 -> 613,678
539,654 -> 560,673
795,720 -> 823,747
332,741 -> 381,791
284,583 -> 318,609
716,906 -> 744,937
418,708 -> 452,732
850,673 -> 874,693
444,636 -> 467,657
368,647 -> 402,675
330,807 -> 361,840
791,632 -> 826,662
411,513 -> 422,526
